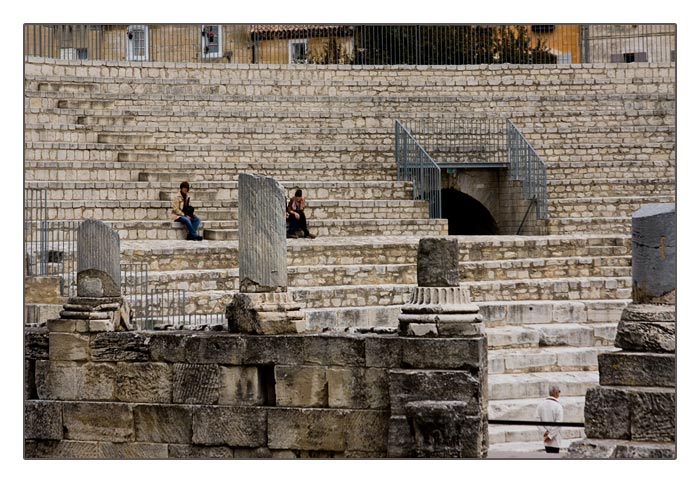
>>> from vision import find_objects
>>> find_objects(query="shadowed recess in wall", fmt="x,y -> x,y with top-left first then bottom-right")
442,189 -> 499,236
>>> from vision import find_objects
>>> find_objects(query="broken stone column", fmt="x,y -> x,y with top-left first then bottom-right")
568,204 -> 676,459
46,220 -> 132,364
389,238 -> 488,458
226,174 -> 305,335
398,238 -> 483,337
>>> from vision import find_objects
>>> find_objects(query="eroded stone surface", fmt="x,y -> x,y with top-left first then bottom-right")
238,173 -> 287,293
192,406 -> 267,447
77,220 -> 121,297
631,203 -> 676,304
417,238 -> 460,287
24,401 -> 63,440
598,352 -> 675,387
405,401 -> 481,458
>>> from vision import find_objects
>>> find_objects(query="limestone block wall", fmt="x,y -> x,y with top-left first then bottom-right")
24,328 -> 487,458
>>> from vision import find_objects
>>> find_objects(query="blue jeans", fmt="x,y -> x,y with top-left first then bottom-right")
177,216 -> 200,237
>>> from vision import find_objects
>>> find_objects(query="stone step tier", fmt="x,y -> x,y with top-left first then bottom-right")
112,256 -> 630,294
25,161 -> 398,182
167,277 -> 631,315
116,235 -> 630,270
24,180 -> 415,202
26,199 -> 430,223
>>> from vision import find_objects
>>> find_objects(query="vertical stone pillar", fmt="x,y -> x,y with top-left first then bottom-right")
568,204 -> 676,459
46,220 -> 131,361
77,219 -> 121,298
226,174 -> 305,335
388,238 -> 488,458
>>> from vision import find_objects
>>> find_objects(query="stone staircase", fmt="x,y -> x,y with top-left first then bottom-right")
24,58 -> 675,454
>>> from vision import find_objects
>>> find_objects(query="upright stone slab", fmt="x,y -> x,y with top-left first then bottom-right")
631,203 -> 676,304
227,174 -> 305,335
390,237 -> 488,458
568,204 -> 676,459
238,173 -> 287,293
77,220 -> 121,298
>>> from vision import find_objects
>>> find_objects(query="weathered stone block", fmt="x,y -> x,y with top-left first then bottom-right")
78,362 -> 117,400
25,440 -> 100,459
630,389 -> 676,442
365,335 -> 401,368
631,203 -> 676,304
184,333 -> 245,364
616,319 -> 676,353
90,332 -> 149,361
98,442 -> 168,458
228,292 -> 306,334
172,363 -> 220,404
400,337 -> 486,370
192,406 -> 267,447
345,410 -> 390,453
417,238 -> 460,287
405,401 -> 482,458
47,318 -> 79,333
148,332 -> 188,362
63,402 -> 133,442
387,415 -> 413,458
168,444 -> 234,459
567,439 -> 676,459
584,386 -> 631,440
613,441 -> 677,459
116,363 -> 172,403
389,370 -> 481,416
220,366 -> 265,405
35,360 -> 80,400
303,335 -> 365,366
242,335 -> 303,365
275,365 -> 328,407
49,332 -> 90,361
268,408 -> 348,451
24,401 -> 63,440
598,352 -> 675,387
25,276 -> 64,304
134,404 -> 192,443
327,367 -> 389,409
233,447 -> 274,458
24,328 -> 49,360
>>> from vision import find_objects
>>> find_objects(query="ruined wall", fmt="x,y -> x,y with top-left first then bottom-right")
25,328 -> 487,458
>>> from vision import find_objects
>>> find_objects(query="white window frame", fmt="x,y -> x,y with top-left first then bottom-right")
288,39 -> 309,64
127,24 -> 149,61
201,25 -> 223,59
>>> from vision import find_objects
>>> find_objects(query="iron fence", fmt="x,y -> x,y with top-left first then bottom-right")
405,119 -> 507,165
24,24 -> 676,65
506,120 -> 548,220
395,120 -> 442,219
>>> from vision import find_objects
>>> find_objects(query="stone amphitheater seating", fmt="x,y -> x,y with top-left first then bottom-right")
23,58 -> 675,453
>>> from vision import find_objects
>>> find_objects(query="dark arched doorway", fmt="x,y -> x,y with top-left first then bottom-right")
442,188 -> 499,235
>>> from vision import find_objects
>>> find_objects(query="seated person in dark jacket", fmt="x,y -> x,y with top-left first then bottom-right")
287,189 -> 316,239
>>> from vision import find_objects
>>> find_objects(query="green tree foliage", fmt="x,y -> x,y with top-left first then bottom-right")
352,25 -> 558,65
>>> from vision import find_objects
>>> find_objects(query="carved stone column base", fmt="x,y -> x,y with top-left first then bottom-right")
398,287 -> 483,337
47,296 -> 132,333
226,292 -> 306,335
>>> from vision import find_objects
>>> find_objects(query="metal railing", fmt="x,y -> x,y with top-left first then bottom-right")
24,189 -> 80,296
506,120 -> 548,221
23,24 -> 676,65
405,119 -> 507,165
395,121 -> 442,219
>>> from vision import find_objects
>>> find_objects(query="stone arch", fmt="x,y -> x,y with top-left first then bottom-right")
441,188 -> 499,235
